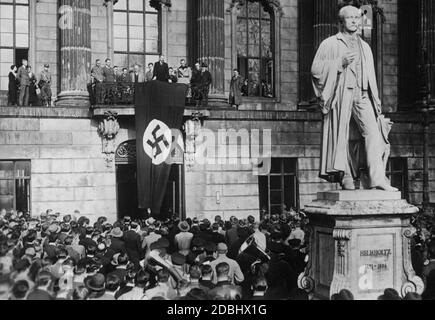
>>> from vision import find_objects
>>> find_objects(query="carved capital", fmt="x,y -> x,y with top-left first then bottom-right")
149,0 -> 172,11
103,0 -> 118,7
227,0 -> 283,17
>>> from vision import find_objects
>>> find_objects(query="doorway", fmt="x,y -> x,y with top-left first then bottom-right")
115,140 -> 185,220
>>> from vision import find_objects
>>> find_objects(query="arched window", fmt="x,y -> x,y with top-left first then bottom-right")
0,0 -> 29,92
113,0 -> 161,70
236,1 -> 274,98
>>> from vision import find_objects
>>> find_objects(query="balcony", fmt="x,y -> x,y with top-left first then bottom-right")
90,82 -> 211,118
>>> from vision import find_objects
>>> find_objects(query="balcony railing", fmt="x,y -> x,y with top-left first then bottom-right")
89,82 -> 204,107
89,82 -> 135,106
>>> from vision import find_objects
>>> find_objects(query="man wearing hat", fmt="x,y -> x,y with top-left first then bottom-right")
84,273 -> 112,300
209,243 -> 244,285
143,223 -> 161,254
199,62 -> 212,108
38,64 -> 52,107
175,221 -> 193,257
27,270 -> 54,300
106,227 -> 125,257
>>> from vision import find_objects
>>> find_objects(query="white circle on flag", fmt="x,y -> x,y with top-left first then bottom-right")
143,119 -> 172,165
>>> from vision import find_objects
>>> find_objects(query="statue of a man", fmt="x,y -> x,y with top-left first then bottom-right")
311,5 -> 398,192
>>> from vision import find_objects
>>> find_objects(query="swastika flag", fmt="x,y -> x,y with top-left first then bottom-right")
135,81 -> 188,215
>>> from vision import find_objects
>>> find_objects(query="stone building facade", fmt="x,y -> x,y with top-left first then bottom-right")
0,0 -> 434,223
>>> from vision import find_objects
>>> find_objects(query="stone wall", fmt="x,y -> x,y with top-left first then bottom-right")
166,0 -> 188,68
184,111 -> 430,220
34,0 -> 58,99
91,2 -> 109,64
0,108 -> 132,223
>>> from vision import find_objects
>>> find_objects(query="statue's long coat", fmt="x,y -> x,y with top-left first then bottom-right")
311,32 -> 383,182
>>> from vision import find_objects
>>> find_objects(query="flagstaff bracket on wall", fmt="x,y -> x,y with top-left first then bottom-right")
98,111 -> 121,168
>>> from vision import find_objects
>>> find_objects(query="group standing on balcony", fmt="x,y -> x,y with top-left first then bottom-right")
7,59 -> 52,107
88,55 -> 214,108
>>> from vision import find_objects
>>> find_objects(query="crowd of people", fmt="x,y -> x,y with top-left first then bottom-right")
0,207 -> 312,300
1,206 -> 434,300
89,55 -> 213,108
7,59 -> 52,107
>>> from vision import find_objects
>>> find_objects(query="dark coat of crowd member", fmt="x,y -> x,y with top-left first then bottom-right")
8,65 -> 18,106
153,55 -> 169,82
229,69 -> 243,108
123,222 -> 144,269
16,59 -> 30,106
265,242 -> 298,299
422,269 -> 435,300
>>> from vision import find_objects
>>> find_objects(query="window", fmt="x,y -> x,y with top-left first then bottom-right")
259,158 -> 299,215
298,0 -> 315,104
113,0 -> 161,70
0,0 -> 29,91
398,0 -> 419,108
386,158 -> 408,201
0,161 -> 31,212
237,1 -> 274,98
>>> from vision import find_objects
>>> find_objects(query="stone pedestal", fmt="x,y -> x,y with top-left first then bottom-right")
299,190 -> 424,300
56,0 -> 92,108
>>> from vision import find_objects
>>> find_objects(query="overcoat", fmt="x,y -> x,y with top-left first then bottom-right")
311,32 -> 385,182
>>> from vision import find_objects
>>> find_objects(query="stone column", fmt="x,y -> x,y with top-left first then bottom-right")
314,0 -> 339,50
197,0 -> 227,107
105,0 -> 117,62
56,0 -> 92,108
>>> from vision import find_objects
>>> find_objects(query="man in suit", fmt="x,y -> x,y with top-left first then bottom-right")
131,64 -> 145,84
145,63 -> 154,82
102,58 -> 116,104
91,59 -> 104,104
153,55 -> 169,82
17,59 -> 30,106
199,62 -> 212,108
123,222 -> 144,270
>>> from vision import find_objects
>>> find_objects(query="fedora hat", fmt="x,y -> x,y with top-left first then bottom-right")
110,227 -> 123,238
178,221 -> 190,232
48,223 -> 61,234
84,273 -> 106,292
146,217 -> 156,226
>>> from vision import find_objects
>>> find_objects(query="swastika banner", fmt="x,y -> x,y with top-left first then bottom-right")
135,81 -> 188,215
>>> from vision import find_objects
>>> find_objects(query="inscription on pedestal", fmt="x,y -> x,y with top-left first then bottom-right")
357,234 -> 394,293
